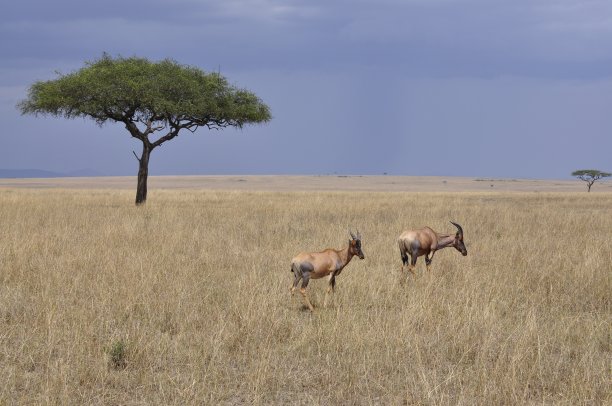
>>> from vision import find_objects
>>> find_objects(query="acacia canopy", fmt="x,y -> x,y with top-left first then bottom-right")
571,169 -> 611,192
19,54 -> 271,204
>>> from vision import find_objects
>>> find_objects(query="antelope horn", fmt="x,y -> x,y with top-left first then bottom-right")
349,230 -> 357,240
450,221 -> 463,236
357,229 -> 362,239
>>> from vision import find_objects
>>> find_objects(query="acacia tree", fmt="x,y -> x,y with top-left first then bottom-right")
19,54 -> 271,205
572,169 -> 611,192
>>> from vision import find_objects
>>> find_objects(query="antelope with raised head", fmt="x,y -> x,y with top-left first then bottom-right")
398,221 -> 467,277
290,231 -> 365,312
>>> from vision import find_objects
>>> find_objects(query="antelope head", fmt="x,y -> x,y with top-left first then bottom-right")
349,230 -> 365,259
450,221 -> 467,256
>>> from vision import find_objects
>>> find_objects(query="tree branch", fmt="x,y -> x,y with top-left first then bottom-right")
151,129 -> 180,148
143,118 -> 166,136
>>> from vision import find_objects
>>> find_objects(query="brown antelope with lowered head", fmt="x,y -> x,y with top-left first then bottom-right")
398,221 -> 467,278
290,231 -> 364,312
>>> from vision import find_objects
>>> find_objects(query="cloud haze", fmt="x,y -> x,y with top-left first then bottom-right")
1,0 -> 611,178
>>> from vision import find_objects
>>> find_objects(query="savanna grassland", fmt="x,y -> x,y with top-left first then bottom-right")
0,181 -> 610,405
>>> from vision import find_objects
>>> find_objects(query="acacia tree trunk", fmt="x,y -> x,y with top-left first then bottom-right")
135,143 -> 153,205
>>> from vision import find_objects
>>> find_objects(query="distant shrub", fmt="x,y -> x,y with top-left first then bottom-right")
108,340 -> 128,370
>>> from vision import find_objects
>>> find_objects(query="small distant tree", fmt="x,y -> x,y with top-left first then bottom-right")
18,54 -> 271,205
571,169 -> 611,192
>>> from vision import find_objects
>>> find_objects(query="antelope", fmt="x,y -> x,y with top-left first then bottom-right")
398,221 -> 467,277
290,231 -> 365,312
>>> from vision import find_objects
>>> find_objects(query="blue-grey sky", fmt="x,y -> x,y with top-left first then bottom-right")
1,0 -> 611,178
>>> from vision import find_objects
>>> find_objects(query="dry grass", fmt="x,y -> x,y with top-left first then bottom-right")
0,186 -> 610,405
2,174 -> 610,193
